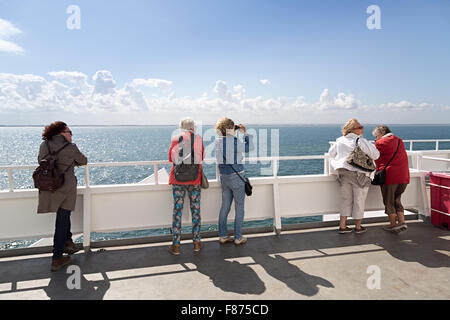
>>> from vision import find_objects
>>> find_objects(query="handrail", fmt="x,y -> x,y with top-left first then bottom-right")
329,138 -> 450,151
422,156 -> 450,163
0,155 -> 326,170
0,155 -> 327,191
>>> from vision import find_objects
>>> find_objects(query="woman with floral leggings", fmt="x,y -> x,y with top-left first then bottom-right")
168,118 -> 205,255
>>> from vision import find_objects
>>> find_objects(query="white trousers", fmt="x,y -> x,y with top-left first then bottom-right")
337,169 -> 371,219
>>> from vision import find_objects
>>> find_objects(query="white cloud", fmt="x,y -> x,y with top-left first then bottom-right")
0,18 -> 24,54
316,89 -> 360,110
132,78 -> 172,89
0,71 -> 149,113
0,39 -> 24,54
0,70 -> 442,125
92,70 -> 116,95
213,80 -> 232,101
380,100 -> 434,110
260,79 -> 271,86
48,71 -> 88,83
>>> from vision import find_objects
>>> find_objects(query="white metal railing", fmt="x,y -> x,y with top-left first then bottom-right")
422,156 -> 450,163
329,139 -> 450,151
404,139 -> 450,151
0,155 -> 328,191
0,155 -> 328,249
2,137 -> 450,191
1,148 -> 442,251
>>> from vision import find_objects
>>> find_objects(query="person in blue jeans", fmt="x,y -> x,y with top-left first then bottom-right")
214,117 -> 254,245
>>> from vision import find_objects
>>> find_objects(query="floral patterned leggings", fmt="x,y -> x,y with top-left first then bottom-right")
171,184 -> 201,245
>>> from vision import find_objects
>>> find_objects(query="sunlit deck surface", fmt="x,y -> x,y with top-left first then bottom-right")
0,219 -> 449,300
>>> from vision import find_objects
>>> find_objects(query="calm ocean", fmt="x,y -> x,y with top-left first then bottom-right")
1,124 -> 450,248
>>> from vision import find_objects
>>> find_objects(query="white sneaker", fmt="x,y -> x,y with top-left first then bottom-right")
219,236 -> 234,244
234,237 -> 247,245
393,224 -> 407,232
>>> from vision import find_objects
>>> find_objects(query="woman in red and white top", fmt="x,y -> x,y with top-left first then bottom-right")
167,118 -> 205,255
373,125 -> 410,233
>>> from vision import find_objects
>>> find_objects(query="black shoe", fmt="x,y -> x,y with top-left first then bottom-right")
338,227 -> 353,234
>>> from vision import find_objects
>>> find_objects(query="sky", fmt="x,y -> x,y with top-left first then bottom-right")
0,0 -> 449,125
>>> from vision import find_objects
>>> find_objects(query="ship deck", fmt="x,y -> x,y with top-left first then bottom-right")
0,219 -> 449,300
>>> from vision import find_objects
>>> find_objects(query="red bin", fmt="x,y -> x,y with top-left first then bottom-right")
428,172 -> 450,230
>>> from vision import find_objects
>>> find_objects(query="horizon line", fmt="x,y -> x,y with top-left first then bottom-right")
1,123 -> 450,127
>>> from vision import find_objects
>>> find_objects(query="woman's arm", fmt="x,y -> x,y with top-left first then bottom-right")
236,133 -> 255,153
168,138 -> 177,163
72,144 -> 88,166
328,142 -> 337,158
359,138 -> 380,160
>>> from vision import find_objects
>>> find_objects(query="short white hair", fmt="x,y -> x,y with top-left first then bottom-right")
179,117 -> 195,131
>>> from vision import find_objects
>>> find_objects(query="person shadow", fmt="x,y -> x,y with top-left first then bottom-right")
192,255 -> 266,295
44,263 -> 110,300
253,254 -> 334,297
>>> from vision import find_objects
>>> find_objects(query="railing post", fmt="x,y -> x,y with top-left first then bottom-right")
419,171 -> 431,220
154,164 -> 159,185
409,141 -> 413,151
436,140 -> 439,151
216,164 -> 220,181
273,158 -> 278,177
83,165 -> 91,253
272,159 -> 282,235
7,168 -> 13,192
416,152 -> 423,171
324,153 -> 330,176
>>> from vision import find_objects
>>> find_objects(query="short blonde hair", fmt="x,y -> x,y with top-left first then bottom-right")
179,117 -> 195,131
215,117 -> 235,136
342,118 -> 360,136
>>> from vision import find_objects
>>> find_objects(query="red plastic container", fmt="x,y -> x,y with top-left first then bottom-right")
428,172 -> 450,230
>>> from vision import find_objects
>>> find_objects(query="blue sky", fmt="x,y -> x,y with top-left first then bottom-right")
0,0 -> 449,124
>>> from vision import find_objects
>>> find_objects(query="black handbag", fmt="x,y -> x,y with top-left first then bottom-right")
222,154 -> 252,196
200,167 -> 209,189
372,140 -> 400,185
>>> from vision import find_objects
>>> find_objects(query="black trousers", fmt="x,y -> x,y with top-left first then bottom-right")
53,207 -> 73,259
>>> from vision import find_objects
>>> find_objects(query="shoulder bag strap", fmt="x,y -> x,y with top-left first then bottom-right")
221,150 -> 247,183
190,132 -> 195,164
44,140 -> 70,157
383,139 -> 401,169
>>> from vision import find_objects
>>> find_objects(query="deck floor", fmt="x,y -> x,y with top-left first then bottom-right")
0,220 -> 449,300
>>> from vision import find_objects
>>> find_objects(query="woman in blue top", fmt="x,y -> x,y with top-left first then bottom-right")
214,117 -> 254,245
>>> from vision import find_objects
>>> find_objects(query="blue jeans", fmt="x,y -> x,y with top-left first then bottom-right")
53,207 -> 73,259
218,172 -> 245,239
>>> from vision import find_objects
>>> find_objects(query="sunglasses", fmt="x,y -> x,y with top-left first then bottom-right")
355,126 -> 364,130
62,130 -> 72,135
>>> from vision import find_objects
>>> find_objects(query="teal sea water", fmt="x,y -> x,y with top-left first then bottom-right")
1,124 -> 450,249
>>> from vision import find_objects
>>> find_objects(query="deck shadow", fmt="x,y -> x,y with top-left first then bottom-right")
252,254 -> 334,296
0,221 -> 448,299
192,256 -> 266,295
44,264 -> 110,300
